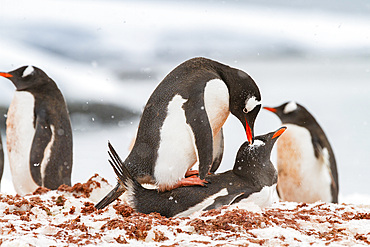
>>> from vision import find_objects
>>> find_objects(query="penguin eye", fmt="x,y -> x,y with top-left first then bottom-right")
243,108 -> 248,114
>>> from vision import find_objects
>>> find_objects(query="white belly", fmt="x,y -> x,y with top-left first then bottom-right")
204,79 -> 230,137
6,91 -> 39,195
238,184 -> 279,208
154,95 -> 197,187
277,124 -> 332,203
154,80 -> 230,187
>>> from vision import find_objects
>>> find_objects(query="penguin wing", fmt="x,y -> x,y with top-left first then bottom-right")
183,95 -> 213,180
313,136 -> 339,202
30,110 -> 52,186
204,192 -> 245,211
210,128 -> 224,173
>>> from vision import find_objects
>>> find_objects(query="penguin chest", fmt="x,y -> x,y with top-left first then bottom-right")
276,124 -> 332,203
204,79 -> 230,137
154,95 -> 198,187
6,91 -> 38,195
238,184 -> 279,208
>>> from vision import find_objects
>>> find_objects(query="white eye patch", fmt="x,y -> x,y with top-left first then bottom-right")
283,101 -> 298,114
22,66 -> 34,78
244,96 -> 261,113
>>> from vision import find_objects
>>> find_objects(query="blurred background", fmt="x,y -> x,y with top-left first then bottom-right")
0,0 -> 369,201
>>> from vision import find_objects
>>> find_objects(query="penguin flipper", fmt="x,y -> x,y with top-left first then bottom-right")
30,111 -> 52,187
312,137 -> 339,202
210,128 -> 224,173
204,192 -> 245,211
184,97 -> 213,180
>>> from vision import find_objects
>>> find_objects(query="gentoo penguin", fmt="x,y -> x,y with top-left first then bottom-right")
0,133 -> 3,184
96,57 -> 261,209
107,127 -> 285,217
264,101 -> 338,203
0,66 -> 73,195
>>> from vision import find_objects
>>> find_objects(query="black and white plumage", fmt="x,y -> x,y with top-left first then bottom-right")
106,127 -> 285,218
0,133 -> 4,185
264,101 -> 339,203
96,57 -> 261,209
0,66 -> 73,195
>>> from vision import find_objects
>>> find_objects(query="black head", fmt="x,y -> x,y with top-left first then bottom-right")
0,66 -> 50,91
233,127 -> 286,180
227,69 -> 261,144
264,101 -> 316,127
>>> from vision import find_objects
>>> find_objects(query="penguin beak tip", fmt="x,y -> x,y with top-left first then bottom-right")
0,72 -> 13,78
272,127 -> 287,139
264,107 -> 277,113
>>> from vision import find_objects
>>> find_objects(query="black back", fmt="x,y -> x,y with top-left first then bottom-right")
265,101 -> 338,202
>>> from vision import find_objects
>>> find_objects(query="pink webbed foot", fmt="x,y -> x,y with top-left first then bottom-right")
158,176 -> 208,192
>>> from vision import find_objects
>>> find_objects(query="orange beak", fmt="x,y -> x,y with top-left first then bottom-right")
0,72 -> 13,78
272,127 -> 287,139
263,107 -> 277,113
244,116 -> 253,144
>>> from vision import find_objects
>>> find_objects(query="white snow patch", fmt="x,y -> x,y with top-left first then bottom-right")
250,139 -> 265,147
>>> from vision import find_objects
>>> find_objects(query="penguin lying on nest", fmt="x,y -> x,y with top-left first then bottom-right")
106,127 -> 286,218
264,101 -> 338,203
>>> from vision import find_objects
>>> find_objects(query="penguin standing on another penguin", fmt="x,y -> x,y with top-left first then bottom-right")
107,127 -> 285,218
264,101 -> 338,203
96,57 -> 262,209
0,66 -> 73,195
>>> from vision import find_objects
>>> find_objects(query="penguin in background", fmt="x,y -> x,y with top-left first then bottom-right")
96,57 -> 262,209
107,127 -> 286,218
264,101 -> 339,203
0,66 -> 73,195
0,133 -> 4,185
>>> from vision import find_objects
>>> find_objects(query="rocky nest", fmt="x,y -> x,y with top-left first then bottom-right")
0,175 -> 369,246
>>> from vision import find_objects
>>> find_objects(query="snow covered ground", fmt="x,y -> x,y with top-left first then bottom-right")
0,0 -> 369,205
0,175 -> 369,246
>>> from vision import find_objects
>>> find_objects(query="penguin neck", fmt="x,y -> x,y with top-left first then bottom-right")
18,78 -> 59,95
233,159 -> 276,187
211,63 -> 239,87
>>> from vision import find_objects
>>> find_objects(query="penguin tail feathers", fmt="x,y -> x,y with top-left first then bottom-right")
95,142 -> 141,210
107,142 -> 142,194
95,182 -> 124,209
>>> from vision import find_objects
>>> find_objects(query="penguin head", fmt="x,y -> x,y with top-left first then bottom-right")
233,126 -> 286,180
264,101 -> 313,126
0,66 -> 50,91
228,70 -> 262,144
